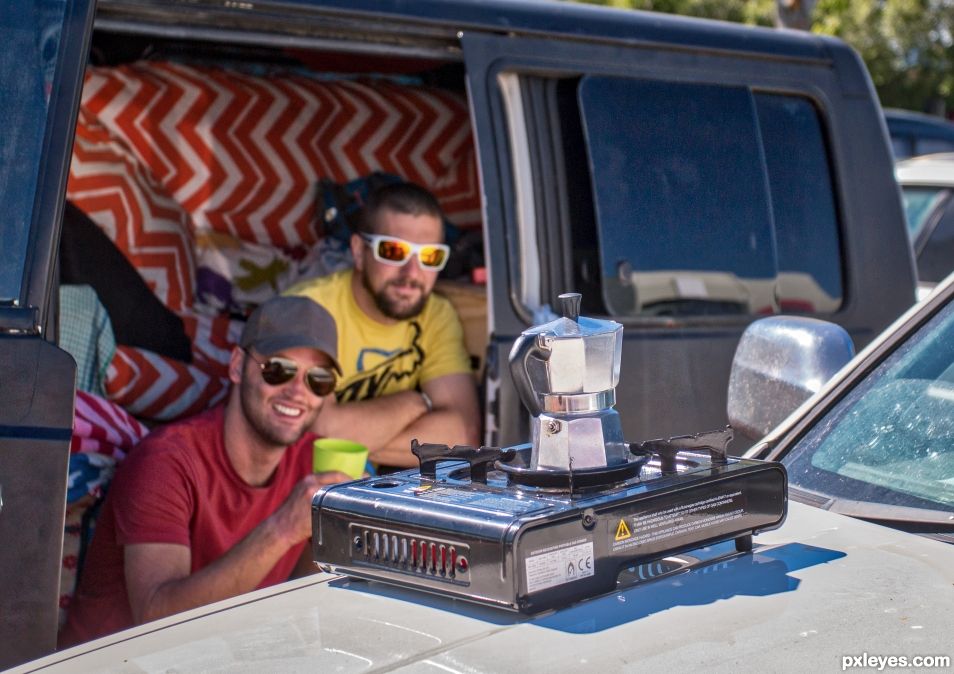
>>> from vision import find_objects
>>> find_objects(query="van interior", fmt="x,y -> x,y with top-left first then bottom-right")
59,24 -> 488,631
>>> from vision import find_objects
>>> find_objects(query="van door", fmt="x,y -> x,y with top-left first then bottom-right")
462,31 -> 911,448
0,0 -> 93,666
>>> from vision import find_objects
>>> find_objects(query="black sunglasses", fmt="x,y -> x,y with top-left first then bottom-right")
245,351 -> 337,397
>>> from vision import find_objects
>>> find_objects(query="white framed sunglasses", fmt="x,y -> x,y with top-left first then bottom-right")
360,233 -> 450,271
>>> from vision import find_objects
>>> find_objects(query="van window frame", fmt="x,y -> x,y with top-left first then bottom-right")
462,34 -> 845,329
0,0 -> 94,336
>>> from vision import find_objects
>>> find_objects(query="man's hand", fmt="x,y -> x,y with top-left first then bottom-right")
269,472 -> 350,546
125,470 -> 350,625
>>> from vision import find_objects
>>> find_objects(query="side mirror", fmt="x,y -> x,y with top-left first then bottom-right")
727,316 -> 854,442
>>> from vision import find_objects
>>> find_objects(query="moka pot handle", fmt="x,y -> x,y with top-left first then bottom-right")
508,332 -> 551,418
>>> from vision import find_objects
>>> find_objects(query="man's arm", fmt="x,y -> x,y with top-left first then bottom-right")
312,389 -> 430,453
371,373 -> 480,467
312,373 -> 479,468
124,472 -> 343,625
290,540 -> 320,579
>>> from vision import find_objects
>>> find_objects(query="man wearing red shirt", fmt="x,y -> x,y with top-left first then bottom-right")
61,296 -> 350,646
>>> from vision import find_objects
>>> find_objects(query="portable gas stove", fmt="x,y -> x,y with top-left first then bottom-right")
311,427 -> 787,613
311,293 -> 786,612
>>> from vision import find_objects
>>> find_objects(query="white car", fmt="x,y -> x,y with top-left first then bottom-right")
896,153 -> 954,297
15,278 -> 954,673
9,501 -> 954,673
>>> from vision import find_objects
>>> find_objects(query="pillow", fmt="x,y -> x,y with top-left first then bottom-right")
105,345 -> 230,422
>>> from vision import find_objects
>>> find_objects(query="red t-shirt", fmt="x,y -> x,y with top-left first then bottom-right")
60,405 -> 315,646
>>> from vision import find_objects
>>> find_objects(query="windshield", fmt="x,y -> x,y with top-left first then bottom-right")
901,186 -> 949,240
784,297 -> 954,513
0,1 -> 67,304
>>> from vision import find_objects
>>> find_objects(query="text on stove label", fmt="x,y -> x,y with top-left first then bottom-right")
612,490 -> 745,551
525,540 -> 594,593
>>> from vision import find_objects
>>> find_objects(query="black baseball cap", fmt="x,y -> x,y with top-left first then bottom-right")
240,296 -> 341,373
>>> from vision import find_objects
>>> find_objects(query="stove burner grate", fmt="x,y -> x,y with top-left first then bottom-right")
410,427 -> 735,492
495,450 -> 650,489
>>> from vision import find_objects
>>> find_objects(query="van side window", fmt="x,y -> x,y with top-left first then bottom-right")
579,77 -> 778,317
510,74 -> 843,319
754,93 -> 841,313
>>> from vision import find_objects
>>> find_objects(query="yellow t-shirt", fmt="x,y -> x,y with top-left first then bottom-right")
285,270 -> 472,402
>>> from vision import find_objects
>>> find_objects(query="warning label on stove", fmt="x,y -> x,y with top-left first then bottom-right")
525,539 -> 594,593
611,490 -> 746,552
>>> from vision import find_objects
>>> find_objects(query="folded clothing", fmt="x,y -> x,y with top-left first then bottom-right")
61,391 -> 151,630
59,285 -> 116,397
194,230 -> 352,316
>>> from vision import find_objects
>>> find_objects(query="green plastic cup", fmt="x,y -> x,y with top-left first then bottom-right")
312,438 -> 369,479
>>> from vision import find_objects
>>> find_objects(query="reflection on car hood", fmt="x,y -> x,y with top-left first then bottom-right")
16,502 -> 954,673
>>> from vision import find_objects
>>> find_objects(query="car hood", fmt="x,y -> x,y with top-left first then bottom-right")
15,501 -> 954,673
896,152 -> 954,186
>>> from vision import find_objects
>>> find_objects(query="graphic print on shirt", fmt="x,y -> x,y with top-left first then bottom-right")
337,321 -> 425,402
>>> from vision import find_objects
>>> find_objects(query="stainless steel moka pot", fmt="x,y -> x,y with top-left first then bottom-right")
509,292 -> 626,470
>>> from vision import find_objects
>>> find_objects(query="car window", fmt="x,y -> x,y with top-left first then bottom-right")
902,186 -> 948,239
915,137 -> 954,156
783,299 -> 954,513
577,77 -> 842,318
918,199 -> 954,283
891,136 -> 913,160
0,1 -> 66,304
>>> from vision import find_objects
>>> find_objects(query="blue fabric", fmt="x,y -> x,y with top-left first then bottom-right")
59,285 -> 116,397
319,172 -> 461,245
66,453 -> 116,505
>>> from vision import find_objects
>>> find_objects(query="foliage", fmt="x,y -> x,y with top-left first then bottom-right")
570,0 -> 954,115
571,0 -> 777,25
813,0 -> 954,114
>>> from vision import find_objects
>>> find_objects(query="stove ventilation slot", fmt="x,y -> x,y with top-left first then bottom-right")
351,525 -> 469,583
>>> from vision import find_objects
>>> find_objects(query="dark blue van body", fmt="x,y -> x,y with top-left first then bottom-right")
0,0 -> 916,665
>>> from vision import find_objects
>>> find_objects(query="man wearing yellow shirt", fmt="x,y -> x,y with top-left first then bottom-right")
286,183 -> 480,468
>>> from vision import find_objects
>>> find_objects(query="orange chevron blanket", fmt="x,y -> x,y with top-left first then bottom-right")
66,61 -> 481,422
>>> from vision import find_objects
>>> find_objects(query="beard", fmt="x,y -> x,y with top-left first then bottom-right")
362,271 -> 429,320
239,375 -> 319,448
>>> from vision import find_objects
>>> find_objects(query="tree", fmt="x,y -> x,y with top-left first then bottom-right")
570,0 -> 954,115
571,0 -> 777,25
813,0 -> 954,115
